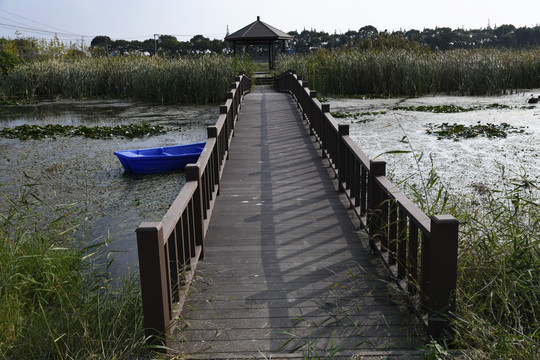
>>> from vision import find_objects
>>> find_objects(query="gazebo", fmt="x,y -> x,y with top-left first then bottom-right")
225,16 -> 293,69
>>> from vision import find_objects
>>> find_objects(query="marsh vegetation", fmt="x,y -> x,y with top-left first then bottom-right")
277,46 -> 540,97
0,55 -> 254,105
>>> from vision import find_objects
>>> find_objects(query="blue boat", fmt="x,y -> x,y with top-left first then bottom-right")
114,141 -> 206,174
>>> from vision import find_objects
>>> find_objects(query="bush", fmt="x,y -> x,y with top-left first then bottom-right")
0,49 -> 21,73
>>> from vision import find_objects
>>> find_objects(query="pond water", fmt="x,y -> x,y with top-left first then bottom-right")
328,91 -> 540,201
0,100 -> 217,277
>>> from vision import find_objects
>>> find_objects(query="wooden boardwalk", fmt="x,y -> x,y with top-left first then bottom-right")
172,87 -> 424,358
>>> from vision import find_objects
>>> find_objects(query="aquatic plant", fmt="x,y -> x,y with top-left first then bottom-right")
0,122 -> 166,140
393,104 -> 474,113
393,103 -> 511,113
425,122 -> 526,140
331,110 -> 386,118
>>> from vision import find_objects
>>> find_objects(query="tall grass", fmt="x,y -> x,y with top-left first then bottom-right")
0,180 -> 148,359
403,164 -> 540,358
1,54 -> 254,105
277,47 -> 540,97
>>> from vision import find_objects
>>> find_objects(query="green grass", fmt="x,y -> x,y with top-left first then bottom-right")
0,179 -> 149,359
277,47 -> 540,97
1,54 -> 254,105
401,160 -> 540,359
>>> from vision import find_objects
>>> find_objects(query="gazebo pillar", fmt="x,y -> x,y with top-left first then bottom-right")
268,41 -> 274,70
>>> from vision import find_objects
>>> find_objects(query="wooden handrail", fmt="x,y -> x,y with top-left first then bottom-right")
275,70 -> 458,339
136,72 -> 251,348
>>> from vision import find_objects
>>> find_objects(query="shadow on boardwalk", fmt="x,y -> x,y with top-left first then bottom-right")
172,87 -> 425,358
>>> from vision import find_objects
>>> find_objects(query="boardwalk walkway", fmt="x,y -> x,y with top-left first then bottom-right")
172,87 -> 424,358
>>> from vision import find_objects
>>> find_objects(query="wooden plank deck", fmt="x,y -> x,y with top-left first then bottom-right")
172,87 -> 425,358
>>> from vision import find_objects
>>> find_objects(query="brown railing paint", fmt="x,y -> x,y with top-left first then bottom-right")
274,70 -> 459,339
136,72 -> 251,348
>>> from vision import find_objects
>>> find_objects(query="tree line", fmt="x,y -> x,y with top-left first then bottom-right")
1,23 -> 540,64
288,24 -> 540,52
89,24 -> 540,56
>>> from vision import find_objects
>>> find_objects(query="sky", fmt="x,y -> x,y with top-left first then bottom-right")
0,0 -> 539,43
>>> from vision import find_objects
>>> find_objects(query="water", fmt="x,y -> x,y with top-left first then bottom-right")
328,91 -> 540,198
0,99 -> 217,277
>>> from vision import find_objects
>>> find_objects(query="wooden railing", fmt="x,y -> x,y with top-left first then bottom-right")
136,72 -> 251,348
275,70 -> 459,339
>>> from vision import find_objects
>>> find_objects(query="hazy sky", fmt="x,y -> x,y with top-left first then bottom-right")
0,0 -> 539,43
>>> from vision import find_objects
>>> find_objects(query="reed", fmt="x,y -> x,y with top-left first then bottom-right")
0,180 -> 148,359
277,47 -> 540,97
403,164 -> 540,359
1,55 -> 254,105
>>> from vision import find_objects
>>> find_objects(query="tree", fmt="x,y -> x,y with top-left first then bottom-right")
359,25 -> 378,38
90,36 -> 112,56
0,48 -> 21,72
158,35 -> 180,54
190,35 -> 212,53
90,36 -> 111,48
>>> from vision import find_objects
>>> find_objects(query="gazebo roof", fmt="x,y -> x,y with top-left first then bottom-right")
225,16 -> 293,42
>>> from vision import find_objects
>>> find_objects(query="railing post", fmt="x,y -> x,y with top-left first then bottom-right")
424,215 -> 459,338
368,160 -> 386,252
338,124 -> 349,192
307,90 -> 317,125
185,164 -> 206,259
136,222 -> 171,348
220,104 -> 231,144
301,81 -> 309,119
208,126 -> 220,195
321,103 -> 330,155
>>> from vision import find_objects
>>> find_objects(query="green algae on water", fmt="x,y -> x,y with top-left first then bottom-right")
0,122 -> 166,140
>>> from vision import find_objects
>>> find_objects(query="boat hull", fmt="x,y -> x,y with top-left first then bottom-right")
114,142 -> 206,174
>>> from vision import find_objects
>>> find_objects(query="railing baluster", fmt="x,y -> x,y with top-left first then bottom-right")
168,231 -> 180,302
338,124 -> 349,191
397,206 -> 407,279
381,193 -> 389,253
180,210 -> 189,266
185,164 -> 205,258
368,160 -> 386,251
408,220 -> 419,294
388,199 -> 397,265
360,165 -> 367,217
353,157 -> 360,207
